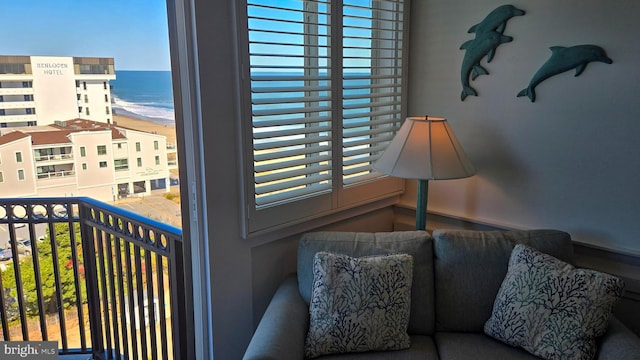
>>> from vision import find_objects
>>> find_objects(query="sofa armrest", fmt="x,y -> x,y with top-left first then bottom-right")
597,317 -> 640,360
244,275 -> 309,360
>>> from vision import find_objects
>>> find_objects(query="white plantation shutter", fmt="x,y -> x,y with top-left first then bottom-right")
342,0 -> 405,185
247,0 -> 333,208
242,0 -> 407,234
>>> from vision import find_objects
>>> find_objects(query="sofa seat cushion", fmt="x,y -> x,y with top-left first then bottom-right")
435,332 -> 540,360
484,244 -> 624,360
313,335 -> 439,359
433,229 -> 574,332
299,231 -> 434,335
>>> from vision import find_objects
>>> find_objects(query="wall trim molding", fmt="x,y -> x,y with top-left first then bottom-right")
395,203 -> 640,257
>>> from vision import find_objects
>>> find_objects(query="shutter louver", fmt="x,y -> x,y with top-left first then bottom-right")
342,0 -> 405,185
248,0 -> 332,208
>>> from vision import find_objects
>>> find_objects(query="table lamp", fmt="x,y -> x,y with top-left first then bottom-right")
373,116 -> 476,230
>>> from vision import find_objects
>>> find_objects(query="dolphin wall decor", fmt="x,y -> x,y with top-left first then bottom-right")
517,45 -> 613,102
460,4 -> 525,101
468,5 -> 526,62
460,31 -> 513,101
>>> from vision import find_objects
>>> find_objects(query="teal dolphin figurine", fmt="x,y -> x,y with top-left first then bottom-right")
460,31 -> 513,101
468,5 -> 525,62
517,45 -> 613,102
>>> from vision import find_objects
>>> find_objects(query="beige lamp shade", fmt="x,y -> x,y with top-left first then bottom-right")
373,116 -> 476,180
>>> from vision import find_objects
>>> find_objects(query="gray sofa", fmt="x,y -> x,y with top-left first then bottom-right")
244,229 -> 640,359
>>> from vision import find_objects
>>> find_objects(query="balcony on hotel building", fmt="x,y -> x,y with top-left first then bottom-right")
35,147 -> 74,163
36,170 -> 76,181
33,149 -> 75,183
0,198 -> 189,359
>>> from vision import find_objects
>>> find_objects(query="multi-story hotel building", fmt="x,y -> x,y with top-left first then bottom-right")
0,56 -> 115,127
0,119 -> 171,202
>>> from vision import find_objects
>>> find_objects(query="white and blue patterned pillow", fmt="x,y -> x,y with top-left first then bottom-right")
484,244 -> 624,360
304,252 -> 413,359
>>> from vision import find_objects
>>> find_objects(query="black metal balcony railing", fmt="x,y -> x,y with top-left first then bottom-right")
0,197 -> 189,359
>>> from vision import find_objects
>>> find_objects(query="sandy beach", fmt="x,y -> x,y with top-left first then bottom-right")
113,114 -> 177,146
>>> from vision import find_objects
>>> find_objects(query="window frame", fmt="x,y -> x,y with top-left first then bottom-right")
237,0 -> 408,237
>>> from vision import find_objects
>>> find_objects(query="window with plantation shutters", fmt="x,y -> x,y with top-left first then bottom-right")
241,0 -> 407,235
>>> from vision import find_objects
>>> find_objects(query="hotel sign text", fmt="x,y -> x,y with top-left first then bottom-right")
36,62 -> 69,75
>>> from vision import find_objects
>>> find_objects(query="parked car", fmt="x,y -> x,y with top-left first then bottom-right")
8,239 -> 32,256
0,249 -> 12,261
17,239 -> 32,256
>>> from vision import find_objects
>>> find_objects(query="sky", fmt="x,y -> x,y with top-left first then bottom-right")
1,0 -> 171,71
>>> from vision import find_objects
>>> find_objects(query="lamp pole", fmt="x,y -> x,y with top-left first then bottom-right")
416,179 -> 428,231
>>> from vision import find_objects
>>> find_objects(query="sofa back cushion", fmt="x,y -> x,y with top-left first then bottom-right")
433,229 -> 574,332
298,231 -> 435,335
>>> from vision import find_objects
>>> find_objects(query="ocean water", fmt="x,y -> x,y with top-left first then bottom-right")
109,70 -> 374,126
111,70 -> 175,125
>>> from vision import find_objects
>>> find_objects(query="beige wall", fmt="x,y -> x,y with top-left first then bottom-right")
123,129 -> 169,182
69,129 -> 168,199
76,77 -> 115,124
31,56 -> 78,123
70,131 -> 116,189
405,0 -> 640,255
0,137 -> 36,197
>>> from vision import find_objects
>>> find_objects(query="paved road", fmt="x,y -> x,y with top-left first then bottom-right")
114,188 -> 182,228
